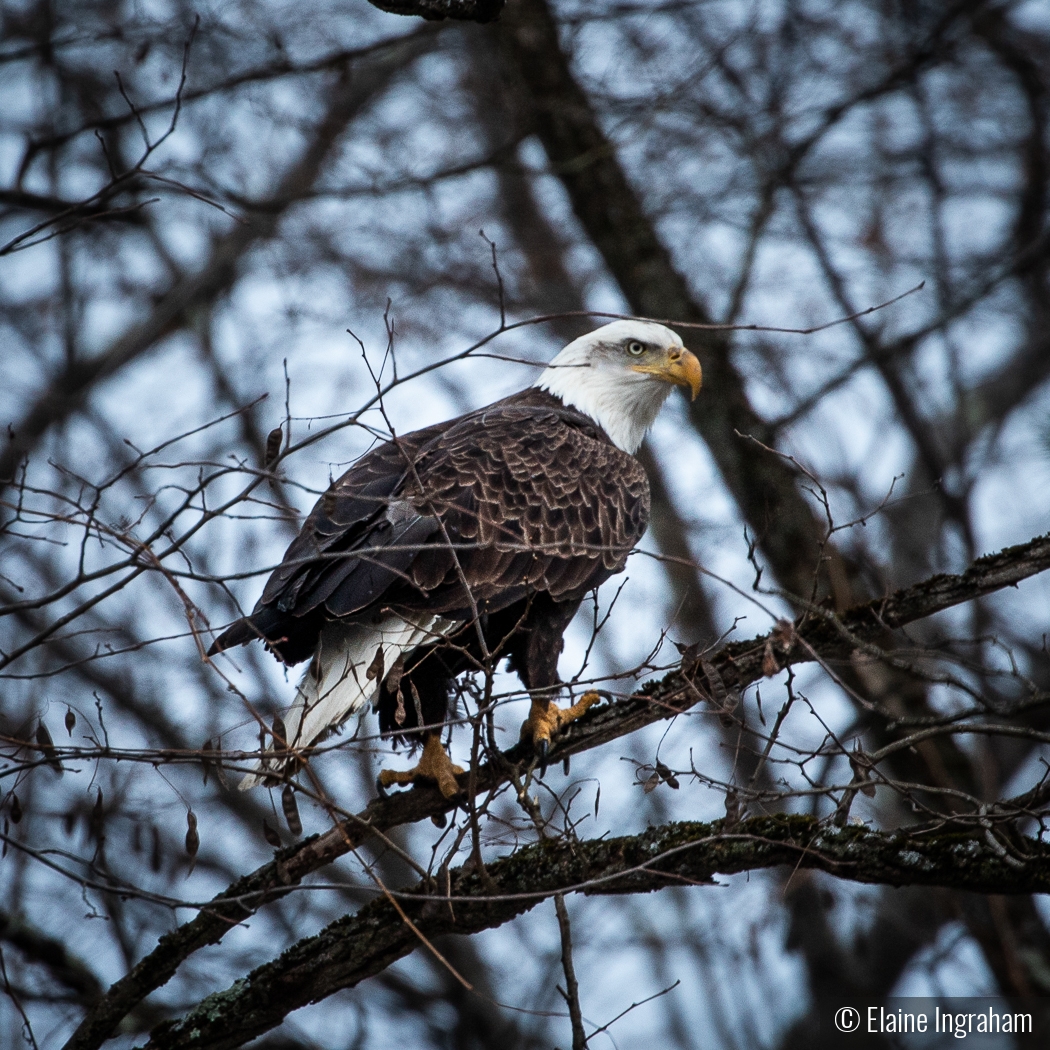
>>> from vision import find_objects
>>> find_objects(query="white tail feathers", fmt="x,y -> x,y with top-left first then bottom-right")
239,614 -> 454,789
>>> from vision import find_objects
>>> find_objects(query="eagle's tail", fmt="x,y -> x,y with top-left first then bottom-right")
238,614 -> 453,790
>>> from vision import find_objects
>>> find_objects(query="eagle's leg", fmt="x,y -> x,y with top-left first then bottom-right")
377,732 -> 464,799
505,594 -> 598,765
375,646 -> 464,798
519,691 -> 601,756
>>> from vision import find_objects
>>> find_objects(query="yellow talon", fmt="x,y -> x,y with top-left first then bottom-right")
377,732 -> 464,799
520,691 -> 601,751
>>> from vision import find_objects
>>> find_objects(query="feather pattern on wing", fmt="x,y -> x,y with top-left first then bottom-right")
211,388 -> 650,666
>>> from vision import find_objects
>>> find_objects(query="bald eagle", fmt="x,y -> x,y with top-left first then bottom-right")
209,321 -> 701,796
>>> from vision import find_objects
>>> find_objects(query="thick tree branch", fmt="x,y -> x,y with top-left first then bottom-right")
63,530 -> 1050,1050
144,813 -> 1050,1049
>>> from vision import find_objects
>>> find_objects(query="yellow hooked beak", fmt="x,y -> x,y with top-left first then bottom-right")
631,347 -> 702,400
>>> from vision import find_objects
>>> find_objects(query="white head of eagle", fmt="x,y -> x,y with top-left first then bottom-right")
536,320 -> 702,453
210,320 -> 701,796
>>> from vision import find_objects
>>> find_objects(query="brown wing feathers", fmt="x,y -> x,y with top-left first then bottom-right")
209,388 -> 650,664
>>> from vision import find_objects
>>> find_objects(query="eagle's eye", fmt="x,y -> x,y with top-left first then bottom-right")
626,340 -> 645,356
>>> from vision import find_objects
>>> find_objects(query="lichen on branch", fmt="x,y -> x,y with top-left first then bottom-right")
142,813 -> 1050,1049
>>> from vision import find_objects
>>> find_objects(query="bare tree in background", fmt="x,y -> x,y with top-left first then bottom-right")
3,1 -> 1050,1047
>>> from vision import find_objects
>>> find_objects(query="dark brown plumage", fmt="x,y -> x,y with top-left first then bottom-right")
212,388 -> 648,665
209,320 -> 701,793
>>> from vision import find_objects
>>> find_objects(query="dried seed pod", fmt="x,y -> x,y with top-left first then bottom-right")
701,659 -> 739,723
409,681 -> 424,726
386,653 -> 405,697
366,645 -> 385,683
36,721 -> 63,775
272,716 -> 287,747
655,760 -> 680,790
264,426 -> 283,468
65,708 -> 76,736
185,810 -> 199,859
262,819 -> 281,848
281,784 -> 302,836
9,794 -> 22,824
701,658 -> 727,706
642,770 -> 660,794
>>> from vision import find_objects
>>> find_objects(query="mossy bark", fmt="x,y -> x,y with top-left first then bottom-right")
143,813 -> 1050,1049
